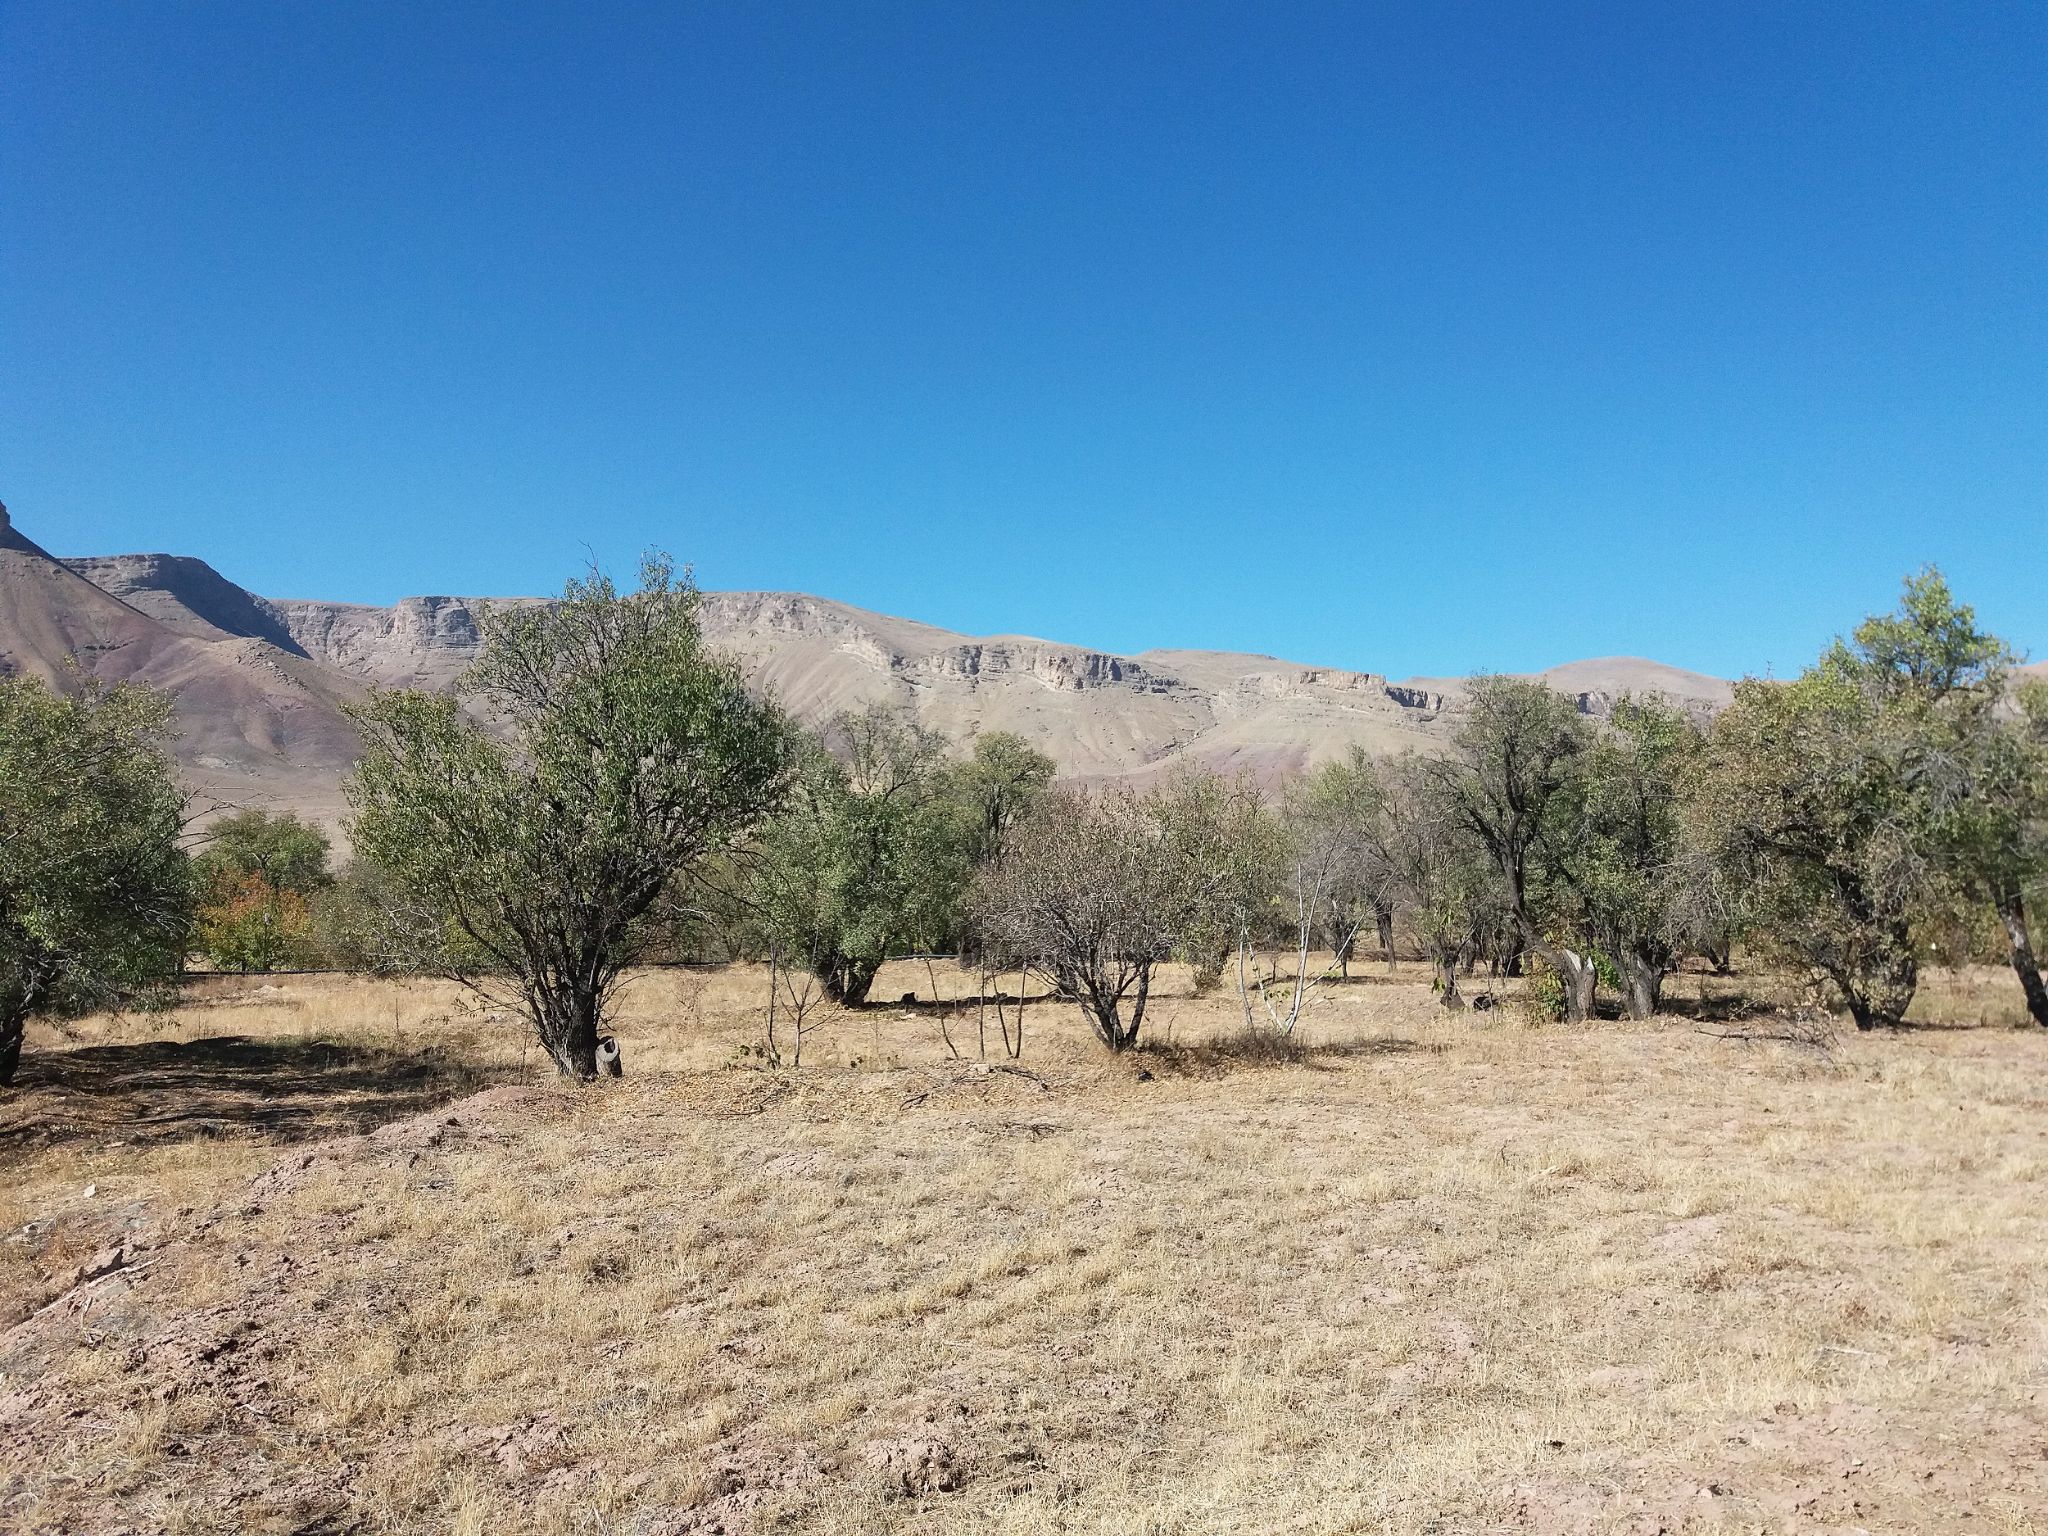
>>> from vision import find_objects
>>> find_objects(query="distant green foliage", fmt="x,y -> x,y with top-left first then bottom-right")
1425,676 -> 1602,1017
193,809 -> 332,972
950,731 -> 1056,868
748,707 -> 973,1005
196,809 -> 331,897
1554,697 -> 1706,1017
0,675 -> 190,1084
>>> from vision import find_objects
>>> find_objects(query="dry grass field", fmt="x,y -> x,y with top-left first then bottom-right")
2,961 -> 2044,1533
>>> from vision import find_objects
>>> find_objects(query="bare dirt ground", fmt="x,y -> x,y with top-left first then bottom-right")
1,962 -> 2043,1533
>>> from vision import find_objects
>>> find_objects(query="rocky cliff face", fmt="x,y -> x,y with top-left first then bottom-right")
63,553 -> 308,654
4,509 -> 1737,831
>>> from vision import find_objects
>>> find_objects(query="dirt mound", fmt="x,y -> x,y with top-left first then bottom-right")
249,1082 -> 554,1195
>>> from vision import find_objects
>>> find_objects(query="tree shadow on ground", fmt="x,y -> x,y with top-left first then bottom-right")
0,1036 -> 506,1156
1655,990 -> 1806,1024
1308,970 -> 1428,987
1138,1033 -> 1437,1077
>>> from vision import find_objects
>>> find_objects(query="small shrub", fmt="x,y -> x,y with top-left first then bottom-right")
1521,957 -> 1568,1023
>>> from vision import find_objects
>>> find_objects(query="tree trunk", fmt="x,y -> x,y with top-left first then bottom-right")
1833,942 -> 1918,1031
1996,888 -> 2048,1029
821,956 -> 881,1008
1553,948 -> 1597,1022
1375,900 -> 1397,973
1434,955 -> 1464,1010
1079,967 -> 1133,1052
0,961 -> 53,1088
1621,954 -> 1663,1021
1124,963 -> 1152,1049
540,989 -> 603,1079
0,1001 -> 25,1088
1334,928 -> 1354,980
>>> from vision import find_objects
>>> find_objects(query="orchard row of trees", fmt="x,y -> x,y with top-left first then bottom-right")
974,569 -> 2046,1044
2,557 -> 2041,1083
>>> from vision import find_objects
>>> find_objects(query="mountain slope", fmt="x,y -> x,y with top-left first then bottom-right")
8,507 -> 1745,833
0,505 -> 365,828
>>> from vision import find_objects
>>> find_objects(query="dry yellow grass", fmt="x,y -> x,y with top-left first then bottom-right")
2,961 -> 2044,1533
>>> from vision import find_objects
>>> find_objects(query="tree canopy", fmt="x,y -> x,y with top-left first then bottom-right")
0,676 -> 190,1084
347,555 -> 795,1078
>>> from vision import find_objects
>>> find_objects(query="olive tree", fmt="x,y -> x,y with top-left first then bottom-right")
346,556 -> 794,1079
0,677 -> 190,1085
1692,670 -> 1925,1030
1376,756 -> 1504,1010
1553,698 -> 1705,1019
749,706 -> 970,1006
1424,677 -> 1601,1018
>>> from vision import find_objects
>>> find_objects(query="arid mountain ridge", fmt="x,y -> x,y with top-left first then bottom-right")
2,503 -> 1740,835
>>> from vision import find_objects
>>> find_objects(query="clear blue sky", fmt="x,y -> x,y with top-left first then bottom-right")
3,3 -> 2041,680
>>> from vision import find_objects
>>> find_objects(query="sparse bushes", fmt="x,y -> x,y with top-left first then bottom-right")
971,785 -> 1177,1051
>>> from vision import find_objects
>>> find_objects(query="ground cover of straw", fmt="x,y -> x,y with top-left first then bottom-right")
1,961 -> 2042,1533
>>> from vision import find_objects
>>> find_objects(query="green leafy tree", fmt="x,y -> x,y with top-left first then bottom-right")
196,809 -> 331,896
1552,698 -> 1706,1018
749,706 -> 971,1006
1424,677 -> 1600,1018
946,731 -> 1056,867
1835,567 -> 2012,699
346,556 -> 795,1079
308,859 -> 411,972
1933,677 -> 2048,1026
1694,670 -> 1922,1028
192,809 -> 331,972
1845,570 -> 2044,1025
1150,770 -> 1279,983
1687,571 -> 2004,1031
0,676 -> 190,1085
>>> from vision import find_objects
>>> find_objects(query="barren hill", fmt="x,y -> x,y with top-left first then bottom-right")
1,506 -> 1735,832
0,506 -> 366,828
